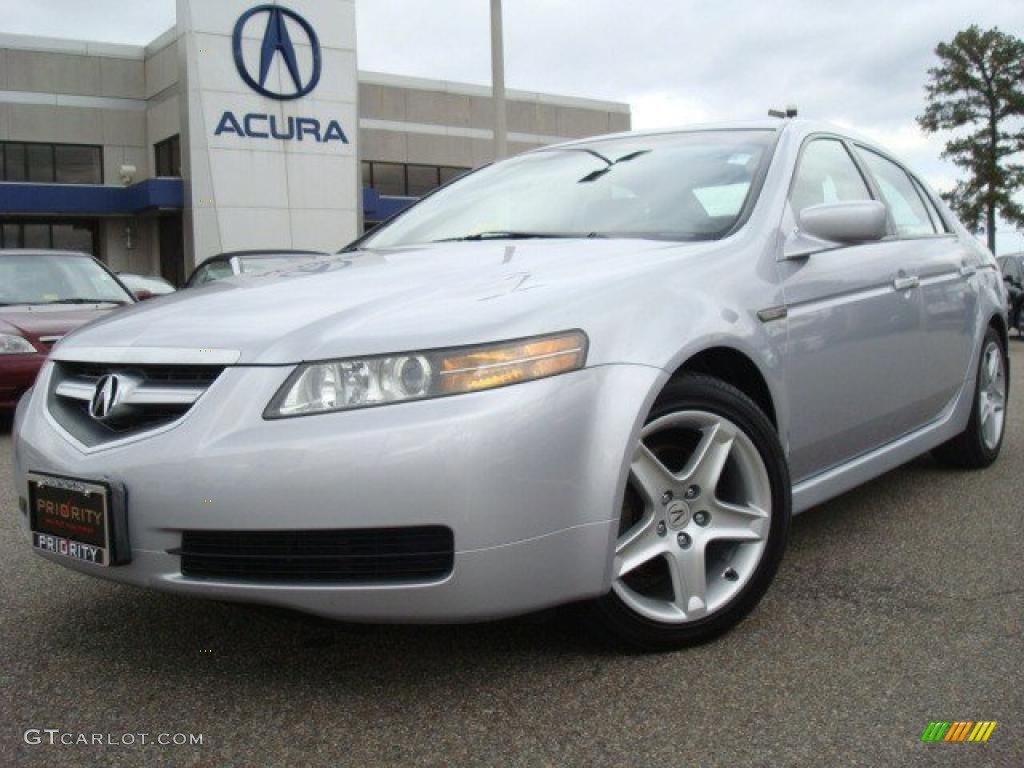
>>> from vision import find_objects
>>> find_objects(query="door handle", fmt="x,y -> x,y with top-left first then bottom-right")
959,264 -> 977,278
892,275 -> 920,291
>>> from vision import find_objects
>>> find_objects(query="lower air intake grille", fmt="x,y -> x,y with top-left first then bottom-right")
174,527 -> 455,584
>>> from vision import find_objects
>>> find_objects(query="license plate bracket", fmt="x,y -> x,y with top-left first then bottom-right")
28,472 -> 131,566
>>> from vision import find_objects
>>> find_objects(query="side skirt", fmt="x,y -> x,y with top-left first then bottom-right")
791,371 -> 976,514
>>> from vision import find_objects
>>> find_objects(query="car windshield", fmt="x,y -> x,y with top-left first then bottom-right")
0,254 -> 132,306
238,254 -> 321,275
361,130 -> 776,249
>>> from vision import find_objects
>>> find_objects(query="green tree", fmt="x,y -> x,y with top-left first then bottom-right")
918,25 -> 1024,253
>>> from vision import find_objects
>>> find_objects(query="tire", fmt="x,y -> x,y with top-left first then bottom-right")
589,374 -> 791,651
932,326 -> 1008,469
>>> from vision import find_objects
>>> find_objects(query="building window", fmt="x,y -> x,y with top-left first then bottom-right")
372,162 -> 406,196
0,142 -> 102,185
0,219 -> 99,256
27,145 -> 55,183
56,146 -> 103,184
154,135 -> 181,177
3,144 -> 27,182
362,161 -> 471,198
440,166 -> 468,185
407,165 -> 441,196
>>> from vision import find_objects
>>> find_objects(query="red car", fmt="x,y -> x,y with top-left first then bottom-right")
0,250 -> 135,410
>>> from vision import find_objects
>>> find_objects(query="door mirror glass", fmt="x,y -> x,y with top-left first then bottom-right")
798,201 -> 888,245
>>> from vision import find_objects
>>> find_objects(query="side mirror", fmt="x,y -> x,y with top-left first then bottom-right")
798,201 -> 888,245
133,289 -> 155,301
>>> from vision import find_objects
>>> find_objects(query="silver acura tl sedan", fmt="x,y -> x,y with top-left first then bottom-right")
12,120 -> 1007,650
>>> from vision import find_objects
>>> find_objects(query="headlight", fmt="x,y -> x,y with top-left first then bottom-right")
0,334 -> 36,355
265,330 -> 588,418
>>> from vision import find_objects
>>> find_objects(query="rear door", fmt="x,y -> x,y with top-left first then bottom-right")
853,146 -> 978,421
779,137 -> 927,482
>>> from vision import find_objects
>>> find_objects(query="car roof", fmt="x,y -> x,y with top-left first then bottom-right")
0,249 -> 92,258
218,249 -> 324,259
545,118 -> 890,157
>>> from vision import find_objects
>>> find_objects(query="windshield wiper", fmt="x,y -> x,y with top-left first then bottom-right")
577,149 -> 651,183
434,231 -> 605,243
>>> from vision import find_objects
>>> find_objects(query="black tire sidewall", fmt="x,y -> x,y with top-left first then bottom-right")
593,374 -> 791,651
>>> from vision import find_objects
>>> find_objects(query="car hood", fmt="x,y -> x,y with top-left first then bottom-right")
0,305 -> 119,345
56,240 -> 715,365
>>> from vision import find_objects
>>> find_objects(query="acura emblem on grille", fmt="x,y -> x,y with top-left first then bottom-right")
89,375 -> 124,422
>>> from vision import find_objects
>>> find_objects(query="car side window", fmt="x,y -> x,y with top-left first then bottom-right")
910,176 -> 949,233
197,262 -> 233,284
790,139 -> 873,217
857,149 -> 936,237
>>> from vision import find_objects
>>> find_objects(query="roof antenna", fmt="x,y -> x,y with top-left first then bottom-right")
768,105 -> 799,119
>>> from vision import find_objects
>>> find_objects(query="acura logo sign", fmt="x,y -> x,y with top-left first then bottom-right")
89,375 -> 121,421
89,373 -> 142,422
233,5 -> 322,100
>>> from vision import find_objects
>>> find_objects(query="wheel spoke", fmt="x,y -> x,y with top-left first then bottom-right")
630,443 -> 678,505
706,500 -> 769,542
979,395 -> 993,430
682,420 -> 736,490
985,349 -> 999,385
614,514 -> 664,578
666,546 -> 708,617
983,402 -> 1000,446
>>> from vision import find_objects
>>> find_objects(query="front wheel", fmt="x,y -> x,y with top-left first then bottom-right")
590,374 -> 791,651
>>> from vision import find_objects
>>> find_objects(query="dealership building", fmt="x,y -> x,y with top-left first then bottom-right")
0,0 -> 630,285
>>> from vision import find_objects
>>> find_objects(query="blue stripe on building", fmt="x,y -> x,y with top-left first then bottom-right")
1,181 -> 416,224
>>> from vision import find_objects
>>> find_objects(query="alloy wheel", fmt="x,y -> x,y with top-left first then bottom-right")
613,410 -> 771,624
978,341 -> 1006,451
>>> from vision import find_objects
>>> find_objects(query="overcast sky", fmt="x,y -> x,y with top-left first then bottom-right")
2,0 -> 1022,252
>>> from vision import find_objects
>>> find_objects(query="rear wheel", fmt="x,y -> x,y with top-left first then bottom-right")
932,327 -> 1007,469
590,374 -> 790,651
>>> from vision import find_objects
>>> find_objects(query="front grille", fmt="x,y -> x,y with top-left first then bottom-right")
47,361 -> 224,447
174,527 -> 455,584
59,362 -> 223,388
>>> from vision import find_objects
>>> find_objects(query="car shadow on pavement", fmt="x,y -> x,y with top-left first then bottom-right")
37,583 -> 620,682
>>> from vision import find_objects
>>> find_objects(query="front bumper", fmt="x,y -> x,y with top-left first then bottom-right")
13,361 -> 665,621
0,353 -> 45,409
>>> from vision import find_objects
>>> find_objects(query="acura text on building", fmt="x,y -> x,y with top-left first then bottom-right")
214,113 -> 349,144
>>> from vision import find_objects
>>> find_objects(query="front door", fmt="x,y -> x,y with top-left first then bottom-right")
779,137 -> 926,483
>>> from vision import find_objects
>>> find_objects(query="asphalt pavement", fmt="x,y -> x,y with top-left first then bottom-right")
1,347 -> 1022,768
